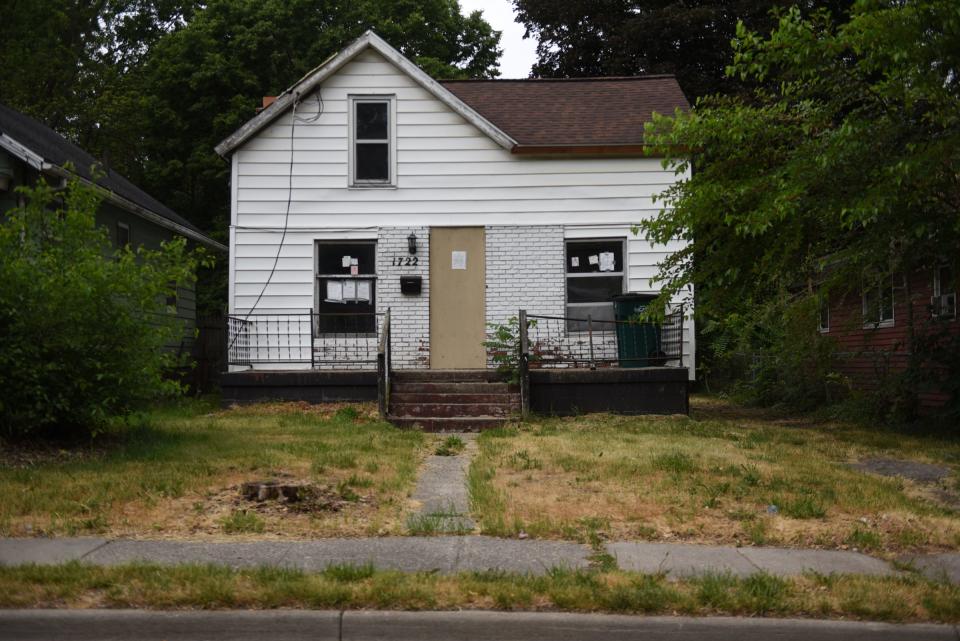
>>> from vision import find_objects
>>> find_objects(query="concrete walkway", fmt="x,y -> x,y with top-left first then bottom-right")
2,610 -> 957,641
409,433 -> 477,533
1,536 -> 957,581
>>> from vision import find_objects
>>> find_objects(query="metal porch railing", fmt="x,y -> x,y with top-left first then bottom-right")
226,312 -> 385,369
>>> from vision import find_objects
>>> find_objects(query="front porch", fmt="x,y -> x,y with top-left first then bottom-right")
222,309 -> 689,425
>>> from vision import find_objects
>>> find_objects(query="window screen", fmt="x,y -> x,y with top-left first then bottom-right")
863,278 -> 894,325
565,240 -> 625,329
316,241 -> 377,333
353,100 -> 390,183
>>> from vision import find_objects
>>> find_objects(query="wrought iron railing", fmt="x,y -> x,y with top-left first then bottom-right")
226,313 -> 385,368
519,308 -> 685,370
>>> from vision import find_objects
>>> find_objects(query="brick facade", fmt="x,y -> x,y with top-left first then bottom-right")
484,225 -> 566,326
376,226 -> 430,369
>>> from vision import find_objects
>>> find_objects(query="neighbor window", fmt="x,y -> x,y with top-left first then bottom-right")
933,265 -> 956,320
350,97 -> 393,186
862,276 -> 894,327
166,280 -> 178,308
116,222 -> 130,248
315,241 -> 377,333
565,239 -> 625,331
818,296 -> 830,333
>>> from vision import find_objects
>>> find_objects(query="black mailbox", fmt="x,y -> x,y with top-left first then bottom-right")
400,275 -> 422,295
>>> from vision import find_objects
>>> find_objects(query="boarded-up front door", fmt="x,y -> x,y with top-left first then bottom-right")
430,227 -> 486,369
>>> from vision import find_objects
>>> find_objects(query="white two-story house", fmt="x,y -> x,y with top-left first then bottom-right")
216,31 -> 694,422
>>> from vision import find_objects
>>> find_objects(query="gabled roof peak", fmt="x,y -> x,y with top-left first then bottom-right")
215,31 -> 516,157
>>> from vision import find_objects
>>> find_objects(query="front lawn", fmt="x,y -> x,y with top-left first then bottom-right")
469,397 -> 960,554
0,401 -> 426,538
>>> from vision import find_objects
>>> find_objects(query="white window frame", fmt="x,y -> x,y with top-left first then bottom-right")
862,276 -> 894,329
564,238 -> 627,328
313,239 -> 378,336
348,95 -> 396,188
818,295 -> 830,333
116,222 -> 130,248
933,265 -> 957,320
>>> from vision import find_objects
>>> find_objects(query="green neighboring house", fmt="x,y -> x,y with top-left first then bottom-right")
0,102 -> 226,355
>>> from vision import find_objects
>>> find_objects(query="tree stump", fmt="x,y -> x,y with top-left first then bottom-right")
240,480 -> 309,502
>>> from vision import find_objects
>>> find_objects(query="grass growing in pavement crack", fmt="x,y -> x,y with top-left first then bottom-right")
2,562 -> 960,622
435,436 -> 466,457
406,510 -> 473,536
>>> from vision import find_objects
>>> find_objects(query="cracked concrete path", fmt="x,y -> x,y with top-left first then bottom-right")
409,433 -> 477,533
0,536 -> 589,575
607,541 -> 897,578
0,536 -> 955,581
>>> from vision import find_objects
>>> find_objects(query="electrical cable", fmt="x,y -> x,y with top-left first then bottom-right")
227,87 -> 324,355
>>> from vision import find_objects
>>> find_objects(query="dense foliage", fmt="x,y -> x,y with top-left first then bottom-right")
512,0 -> 851,97
0,180 -> 207,437
641,0 -> 960,412
0,0 -> 501,251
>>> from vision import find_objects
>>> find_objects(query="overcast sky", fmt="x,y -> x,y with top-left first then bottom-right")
458,0 -> 538,78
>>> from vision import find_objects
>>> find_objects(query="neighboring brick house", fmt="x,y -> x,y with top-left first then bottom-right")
216,31 -> 694,372
820,264 -> 958,411
0,102 -> 226,353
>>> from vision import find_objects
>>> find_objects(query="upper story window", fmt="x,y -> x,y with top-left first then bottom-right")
863,275 -> 894,328
933,265 -> 956,320
350,97 -> 394,187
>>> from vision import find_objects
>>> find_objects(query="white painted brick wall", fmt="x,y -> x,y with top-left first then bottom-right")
376,226 -> 430,368
484,225 -> 566,326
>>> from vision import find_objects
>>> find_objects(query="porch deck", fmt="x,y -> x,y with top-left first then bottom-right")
222,308 -> 689,423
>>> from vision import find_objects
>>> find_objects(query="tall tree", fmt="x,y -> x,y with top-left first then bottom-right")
512,0 -> 851,98
0,0 -> 198,144
641,0 -> 960,409
104,0 -> 501,240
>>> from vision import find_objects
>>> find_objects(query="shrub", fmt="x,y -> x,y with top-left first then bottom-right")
0,178 -> 209,437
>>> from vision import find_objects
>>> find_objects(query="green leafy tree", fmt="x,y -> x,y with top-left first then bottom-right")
641,0 -> 960,410
0,179 -> 208,437
512,0 -> 851,97
101,0 -> 502,243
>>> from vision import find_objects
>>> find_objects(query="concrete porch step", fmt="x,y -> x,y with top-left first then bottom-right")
391,402 -> 518,418
392,382 -> 513,395
388,416 -> 510,432
393,369 -> 506,383
391,392 -> 517,404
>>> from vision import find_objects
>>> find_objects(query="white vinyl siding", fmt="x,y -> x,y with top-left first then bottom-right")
229,47 -> 695,377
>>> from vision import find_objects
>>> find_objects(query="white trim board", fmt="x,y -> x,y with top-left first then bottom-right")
214,31 -> 517,157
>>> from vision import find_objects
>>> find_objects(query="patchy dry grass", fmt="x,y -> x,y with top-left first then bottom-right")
1,562 -> 959,622
469,397 -> 960,554
0,400 -> 426,538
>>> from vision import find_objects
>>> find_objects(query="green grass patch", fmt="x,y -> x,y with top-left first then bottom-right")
467,398 -> 960,552
0,400 -> 425,538
219,510 -> 265,534
1,562 -> 960,623
435,436 -> 466,457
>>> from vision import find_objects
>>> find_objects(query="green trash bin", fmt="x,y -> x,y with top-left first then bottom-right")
612,294 -> 665,367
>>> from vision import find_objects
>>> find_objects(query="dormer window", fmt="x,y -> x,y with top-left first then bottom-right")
350,97 -> 395,186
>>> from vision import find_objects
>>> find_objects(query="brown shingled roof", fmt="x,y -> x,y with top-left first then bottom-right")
440,76 -> 689,149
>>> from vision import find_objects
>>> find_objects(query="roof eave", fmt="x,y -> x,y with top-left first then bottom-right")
0,133 -> 226,252
214,31 -> 518,157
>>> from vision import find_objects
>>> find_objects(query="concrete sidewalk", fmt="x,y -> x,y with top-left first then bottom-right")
1,535 -> 955,581
1,610 -> 957,641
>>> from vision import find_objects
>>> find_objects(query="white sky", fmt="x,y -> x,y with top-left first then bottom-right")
458,0 -> 538,78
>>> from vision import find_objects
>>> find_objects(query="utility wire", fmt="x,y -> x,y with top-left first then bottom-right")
227,88 -> 324,355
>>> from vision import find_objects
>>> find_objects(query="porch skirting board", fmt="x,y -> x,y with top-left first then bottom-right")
529,367 -> 689,416
220,370 -> 377,406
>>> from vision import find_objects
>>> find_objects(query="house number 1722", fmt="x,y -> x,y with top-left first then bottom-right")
391,256 -> 419,266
